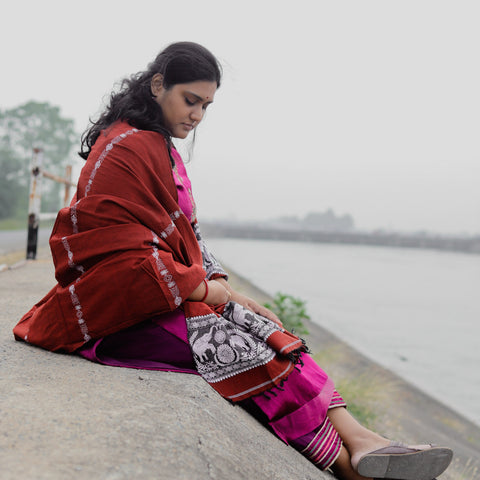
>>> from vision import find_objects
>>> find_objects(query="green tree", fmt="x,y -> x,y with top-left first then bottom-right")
0,101 -> 77,218
0,146 -> 27,219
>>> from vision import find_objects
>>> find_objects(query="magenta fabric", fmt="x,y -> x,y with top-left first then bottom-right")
78,311 -> 197,373
250,354 -> 334,444
290,391 -> 347,470
171,147 -> 196,223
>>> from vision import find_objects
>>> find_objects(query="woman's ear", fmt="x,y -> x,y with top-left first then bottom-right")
151,73 -> 164,97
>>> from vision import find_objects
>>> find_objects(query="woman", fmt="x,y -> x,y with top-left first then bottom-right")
14,41 -> 452,480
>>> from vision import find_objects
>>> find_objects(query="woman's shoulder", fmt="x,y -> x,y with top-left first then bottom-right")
101,121 -> 167,148
90,121 -> 170,164
79,122 -> 174,195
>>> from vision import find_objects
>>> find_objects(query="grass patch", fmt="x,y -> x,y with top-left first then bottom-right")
0,217 -> 27,230
449,457 -> 479,480
311,347 -> 396,431
333,374 -> 381,429
0,250 -> 26,267
0,217 -> 55,231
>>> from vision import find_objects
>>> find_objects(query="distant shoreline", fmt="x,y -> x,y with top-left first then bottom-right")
201,221 -> 480,255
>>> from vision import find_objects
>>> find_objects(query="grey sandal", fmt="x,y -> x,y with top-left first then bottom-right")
356,442 -> 453,480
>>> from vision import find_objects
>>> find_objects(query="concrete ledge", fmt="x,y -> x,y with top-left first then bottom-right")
0,258 -> 331,479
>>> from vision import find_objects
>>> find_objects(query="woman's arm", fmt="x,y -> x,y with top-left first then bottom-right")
188,278 -> 232,305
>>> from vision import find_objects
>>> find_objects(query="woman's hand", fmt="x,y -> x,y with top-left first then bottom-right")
212,278 -> 283,327
188,279 -> 231,305
230,292 -> 283,327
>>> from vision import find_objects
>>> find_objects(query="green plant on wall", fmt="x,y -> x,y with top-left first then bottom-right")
264,292 -> 310,334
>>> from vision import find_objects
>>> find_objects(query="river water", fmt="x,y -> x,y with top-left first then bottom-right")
205,236 -> 480,427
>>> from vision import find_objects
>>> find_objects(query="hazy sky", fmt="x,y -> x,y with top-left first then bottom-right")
2,0 -> 479,234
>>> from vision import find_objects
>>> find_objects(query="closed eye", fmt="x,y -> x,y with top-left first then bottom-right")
185,97 -> 211,112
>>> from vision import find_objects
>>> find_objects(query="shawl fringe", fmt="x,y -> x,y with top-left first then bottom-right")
185,301 -> 309,402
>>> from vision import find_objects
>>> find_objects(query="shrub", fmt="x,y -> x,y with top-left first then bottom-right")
264,292 -> 310,334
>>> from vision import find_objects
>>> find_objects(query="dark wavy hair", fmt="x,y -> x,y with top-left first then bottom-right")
79,41 -> 222,160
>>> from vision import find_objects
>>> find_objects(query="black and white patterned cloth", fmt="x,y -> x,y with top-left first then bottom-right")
193,223 -> 229,280
187,301 -> 283,383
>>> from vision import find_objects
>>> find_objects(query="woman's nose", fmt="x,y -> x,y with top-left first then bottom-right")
190,106 -> 203,122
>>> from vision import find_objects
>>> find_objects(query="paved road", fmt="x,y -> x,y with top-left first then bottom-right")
0,227 -> 52,256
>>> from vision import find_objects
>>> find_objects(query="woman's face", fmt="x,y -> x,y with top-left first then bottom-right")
152,75 -> 217,139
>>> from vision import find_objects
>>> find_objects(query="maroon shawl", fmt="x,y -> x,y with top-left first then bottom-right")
14,121 -> 306,402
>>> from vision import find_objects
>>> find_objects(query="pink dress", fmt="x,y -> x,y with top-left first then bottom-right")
78,147 -> 345,471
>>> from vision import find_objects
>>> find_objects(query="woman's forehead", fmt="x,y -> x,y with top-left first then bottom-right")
178,81 -> 217,101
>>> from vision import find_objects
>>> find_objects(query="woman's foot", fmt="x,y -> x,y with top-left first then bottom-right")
349,438 -> 393,471
352,442 -> 453,480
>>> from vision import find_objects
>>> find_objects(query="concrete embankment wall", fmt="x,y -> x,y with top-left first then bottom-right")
0,253 -> 331,480
1,251 -> 479,479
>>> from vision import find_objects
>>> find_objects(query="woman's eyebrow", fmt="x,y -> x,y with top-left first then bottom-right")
186,91 -> 214,105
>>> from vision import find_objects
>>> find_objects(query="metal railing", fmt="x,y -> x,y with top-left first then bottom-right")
26,148 -> 76,259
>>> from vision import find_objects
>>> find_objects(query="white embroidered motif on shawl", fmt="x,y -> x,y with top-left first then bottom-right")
68,284 -> 91,342
151,231 -> 182,307
84,128 -> 139,198
187,301 -> 282,383
65,128 -> 139,343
